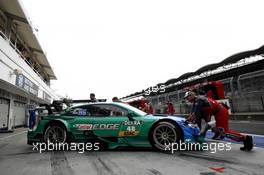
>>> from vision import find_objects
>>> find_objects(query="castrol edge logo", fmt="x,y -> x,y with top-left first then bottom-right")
74,124 -> 119,130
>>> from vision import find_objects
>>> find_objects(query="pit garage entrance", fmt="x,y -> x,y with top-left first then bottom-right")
0,98 -> 9,129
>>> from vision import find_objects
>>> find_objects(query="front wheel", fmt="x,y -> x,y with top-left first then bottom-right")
150,122 -> 182,151
44,124 -> 67,143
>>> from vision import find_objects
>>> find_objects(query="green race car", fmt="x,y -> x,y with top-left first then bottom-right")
28,102 -> 201,151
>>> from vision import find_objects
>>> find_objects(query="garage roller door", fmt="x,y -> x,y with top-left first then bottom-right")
0,98 -> 9,129
14,101 -> 26,127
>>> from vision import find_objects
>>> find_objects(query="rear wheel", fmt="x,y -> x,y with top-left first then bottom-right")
44,124 -> 67,143
150,121 -> 182,151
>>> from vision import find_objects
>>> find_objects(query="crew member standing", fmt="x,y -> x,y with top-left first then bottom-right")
142,101 -> 154,114
29,109 -> 36,130
90,93 -> 97,102
112,97 -> 121,102
167,102 -> 175,115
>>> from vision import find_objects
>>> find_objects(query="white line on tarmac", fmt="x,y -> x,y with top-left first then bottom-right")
0,131 -> 27,141
242,133 -> 264,138
230,121 -> 264,124
208,131 -> 264,138
206,138 -> 264,149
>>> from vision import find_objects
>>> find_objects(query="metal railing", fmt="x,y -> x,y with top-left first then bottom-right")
0,30 -> 48,84
0,31 -> 57,101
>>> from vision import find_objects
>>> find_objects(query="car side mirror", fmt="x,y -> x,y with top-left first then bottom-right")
127,112 -> 135,121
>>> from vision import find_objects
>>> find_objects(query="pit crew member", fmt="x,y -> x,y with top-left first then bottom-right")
184,91 -> 253,151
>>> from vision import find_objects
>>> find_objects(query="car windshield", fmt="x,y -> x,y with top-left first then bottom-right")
63,103 -> 147,116
116,103 -> 147,116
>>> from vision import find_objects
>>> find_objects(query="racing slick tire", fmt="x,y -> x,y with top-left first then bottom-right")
149,121 -> 182,152
44,123 -> 67,144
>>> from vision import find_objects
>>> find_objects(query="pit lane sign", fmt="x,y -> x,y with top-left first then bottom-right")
43,91 -> 51,103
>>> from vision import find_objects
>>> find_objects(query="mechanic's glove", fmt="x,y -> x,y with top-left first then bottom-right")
199,123 -> 211,137
196,135 -> 205,144
186,113 -> 196,123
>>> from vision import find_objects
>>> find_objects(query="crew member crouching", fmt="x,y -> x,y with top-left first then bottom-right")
184,91 -> 253,151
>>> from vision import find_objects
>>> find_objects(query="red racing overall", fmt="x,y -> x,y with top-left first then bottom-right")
188,94 -> 253,150
206,97 -> 245,142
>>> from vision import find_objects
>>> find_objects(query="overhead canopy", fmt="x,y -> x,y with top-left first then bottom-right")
220,45 -> 264,65
124,45 -> 264,99
0,0 -> 56,79
164,45 -> 264,86
195,63 -> 221,75
177,72 -> 195,81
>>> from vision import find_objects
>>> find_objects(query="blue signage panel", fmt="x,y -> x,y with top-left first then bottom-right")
16,74 -> 38,96
43,91 -> 51,102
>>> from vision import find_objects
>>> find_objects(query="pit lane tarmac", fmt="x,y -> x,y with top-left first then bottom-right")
0,128 -> 263,175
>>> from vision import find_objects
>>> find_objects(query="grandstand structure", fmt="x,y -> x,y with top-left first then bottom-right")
121,46 -> 264,115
